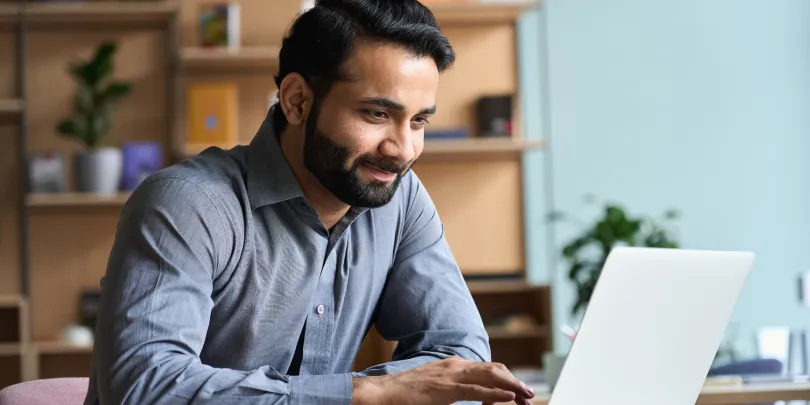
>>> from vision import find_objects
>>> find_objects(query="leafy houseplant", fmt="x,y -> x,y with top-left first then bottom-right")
549,196 -> 681,316
57,41 -> 132,194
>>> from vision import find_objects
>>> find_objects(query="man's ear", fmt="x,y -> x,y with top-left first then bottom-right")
278,73 -> 313,126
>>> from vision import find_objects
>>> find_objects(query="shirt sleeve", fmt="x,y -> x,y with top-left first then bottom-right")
88,176 -> 352,405
353,173 -> 491,379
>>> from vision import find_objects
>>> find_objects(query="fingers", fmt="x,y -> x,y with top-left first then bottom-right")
460,363 -> 534,400
493,363 -> 535,401
454,383 -> 516,403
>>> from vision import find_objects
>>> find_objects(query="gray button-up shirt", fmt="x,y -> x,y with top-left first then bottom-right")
84,111 -> 490,405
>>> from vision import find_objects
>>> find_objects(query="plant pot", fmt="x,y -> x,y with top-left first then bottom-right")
74,147 -> 122,194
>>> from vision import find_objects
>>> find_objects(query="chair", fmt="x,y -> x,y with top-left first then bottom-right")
0,378 -> 88,405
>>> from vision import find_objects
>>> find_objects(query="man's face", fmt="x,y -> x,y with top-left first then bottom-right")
302,41 -> 439,208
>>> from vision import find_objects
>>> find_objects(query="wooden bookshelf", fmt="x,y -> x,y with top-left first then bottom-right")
26,192 -> 132,208
34,341 -> 93,355
466,279 -> 533,294
0,99 -> 23,124
0,343 -> 23,357
429,1 -> 538,25
21,1 -> 178,27
180,46 -> 280,71
0,3 -> 19,26
486,326 -> 549,340
423,137 -> 544,155
0,295 -> 24,309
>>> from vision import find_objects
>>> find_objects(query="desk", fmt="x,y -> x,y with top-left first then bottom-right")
527,381 -> 810,404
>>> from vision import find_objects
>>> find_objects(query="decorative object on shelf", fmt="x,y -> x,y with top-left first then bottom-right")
79,290 -> 101,331
477,94 -> 513,137
199,1 -> 240,49
59,323 -> 94,347
425,128 -> 471,140
121,141 -> 163,191
186,82 -> 238,147
27,151 -> 68,193
57,41 -> 132,194
548,195 -> 681,316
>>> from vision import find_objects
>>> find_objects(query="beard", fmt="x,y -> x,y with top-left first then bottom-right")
302,102 -> 412,208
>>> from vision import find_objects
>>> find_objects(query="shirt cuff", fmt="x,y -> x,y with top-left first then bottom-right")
289,373 -> 353,405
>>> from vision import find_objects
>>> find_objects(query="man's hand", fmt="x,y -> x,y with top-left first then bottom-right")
352,357 -> 535,405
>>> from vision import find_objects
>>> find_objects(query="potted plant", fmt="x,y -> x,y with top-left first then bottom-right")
57,41 -> 132,194
549,195 -> 681,317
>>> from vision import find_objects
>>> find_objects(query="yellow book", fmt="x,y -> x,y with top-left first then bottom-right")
186,83 -> 238,146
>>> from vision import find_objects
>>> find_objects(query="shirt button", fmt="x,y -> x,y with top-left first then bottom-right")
316,304 -> 325,315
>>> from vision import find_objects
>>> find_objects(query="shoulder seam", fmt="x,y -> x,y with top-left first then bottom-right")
140,175 -> 231,276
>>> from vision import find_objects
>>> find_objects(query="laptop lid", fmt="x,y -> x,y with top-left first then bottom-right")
549,246 -> 754,405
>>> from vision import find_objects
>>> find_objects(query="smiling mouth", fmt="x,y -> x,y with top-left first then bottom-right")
362,163 -> 398,182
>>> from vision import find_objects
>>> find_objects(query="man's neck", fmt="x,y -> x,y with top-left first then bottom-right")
279,126 -> 350,229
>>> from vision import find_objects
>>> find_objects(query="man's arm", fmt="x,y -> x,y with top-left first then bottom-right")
90,176 -> 351,405
355,173 -> 490,375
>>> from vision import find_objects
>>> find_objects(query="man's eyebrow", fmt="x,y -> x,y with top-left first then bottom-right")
360,98 -> 437,115
360,97 -> 405,111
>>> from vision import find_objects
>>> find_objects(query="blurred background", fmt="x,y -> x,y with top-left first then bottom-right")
0,0 -> 808,393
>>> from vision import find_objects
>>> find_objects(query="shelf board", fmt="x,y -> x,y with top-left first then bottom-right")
466,279 -> 536,294
422,137 -> 544,155
27,192 -> 132,208
0,98 -> 23,124
0,295 -> 25,309
180,46 -> 280,71
35,341 -> 93,355
429,1 -> 538,25
20,1 -> 178,27
486,326 -> 549,339
0,3 -> 19,25
0,343 -> 23,357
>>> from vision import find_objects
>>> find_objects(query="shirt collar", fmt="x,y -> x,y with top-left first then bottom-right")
246,108 -> 305,210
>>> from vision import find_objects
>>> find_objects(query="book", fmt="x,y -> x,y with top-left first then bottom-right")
186,83 -> 238,147
199,2 -> 241,49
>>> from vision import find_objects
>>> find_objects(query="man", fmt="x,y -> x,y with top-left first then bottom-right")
84,1 -> 535,404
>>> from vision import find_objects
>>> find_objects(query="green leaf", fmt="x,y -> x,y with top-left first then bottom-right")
104,82 -> 132,99
56,120 -> 77,135
606,205 -> 626,223
74,86 -> 94,115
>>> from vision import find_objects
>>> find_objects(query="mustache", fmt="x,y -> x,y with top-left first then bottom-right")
357,155 -> 412,174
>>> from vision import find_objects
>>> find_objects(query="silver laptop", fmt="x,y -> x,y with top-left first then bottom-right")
549,246 -> 754,405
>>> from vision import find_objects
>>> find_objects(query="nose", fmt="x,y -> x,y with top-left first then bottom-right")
379,122 -> 416,164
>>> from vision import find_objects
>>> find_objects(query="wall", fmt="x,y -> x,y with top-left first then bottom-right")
520,0 -> 810,355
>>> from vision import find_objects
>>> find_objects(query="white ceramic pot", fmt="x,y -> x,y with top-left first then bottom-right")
74,147 -> 122,194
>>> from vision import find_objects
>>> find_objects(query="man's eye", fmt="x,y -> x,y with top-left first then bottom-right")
413,117 -> 430,125
367,110 -> 388,120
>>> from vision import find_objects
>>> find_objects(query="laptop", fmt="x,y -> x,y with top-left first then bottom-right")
548,246 -> 755,405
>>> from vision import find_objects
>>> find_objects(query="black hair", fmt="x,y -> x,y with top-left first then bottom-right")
272,0 -> 456,134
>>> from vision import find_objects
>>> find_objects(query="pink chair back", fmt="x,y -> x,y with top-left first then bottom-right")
0,378 -> 88,405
